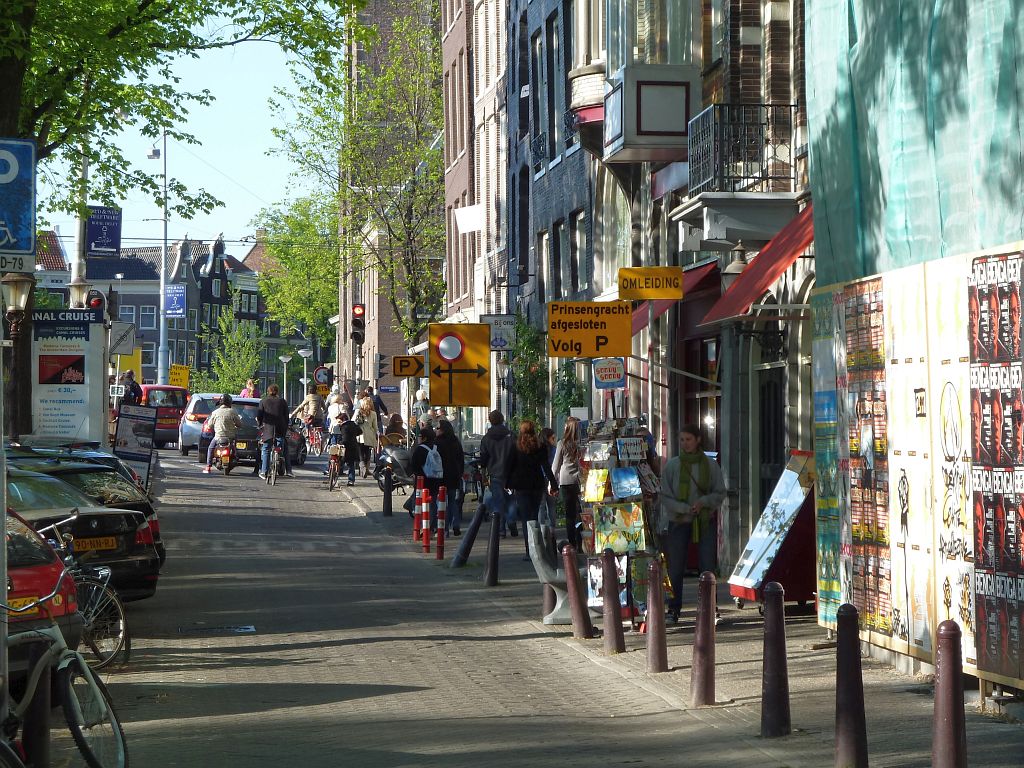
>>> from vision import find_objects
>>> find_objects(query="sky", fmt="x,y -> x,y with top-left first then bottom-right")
44,42 -> 300,262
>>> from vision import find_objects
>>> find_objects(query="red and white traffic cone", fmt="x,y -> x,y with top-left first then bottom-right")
421,489 -> 432,554
436,486 -> 447,561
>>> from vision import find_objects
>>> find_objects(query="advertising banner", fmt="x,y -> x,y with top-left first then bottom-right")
30,309 -> 106,443
114,405 -> 156,489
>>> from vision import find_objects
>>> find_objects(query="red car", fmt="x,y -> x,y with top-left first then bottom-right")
139,384 -> 189,448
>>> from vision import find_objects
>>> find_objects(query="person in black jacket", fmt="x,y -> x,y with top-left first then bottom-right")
409,426 -> 443,531
506,419 -> 557,560
257,384 -> 292,478
338,412 -> 363,486
435,420 -> 465,536
480,410 -> 515,535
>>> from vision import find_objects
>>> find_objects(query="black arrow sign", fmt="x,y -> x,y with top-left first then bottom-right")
432,363 -> 487,402
396,357 -> 424,377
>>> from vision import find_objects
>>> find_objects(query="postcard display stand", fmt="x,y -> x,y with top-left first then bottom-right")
580,419 -> 662,628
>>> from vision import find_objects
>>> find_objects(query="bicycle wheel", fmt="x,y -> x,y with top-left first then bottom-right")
0,741 -> 26,768
328,460 -> 339,491
77,579 -> 127,670
270,452 -> 278,486
59,656 -> 129,768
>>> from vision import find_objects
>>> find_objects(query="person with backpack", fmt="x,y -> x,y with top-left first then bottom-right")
120,370 -> 143,405
435,420 -> 465,537
505,419 -> 558,560
409,425 -> 444,531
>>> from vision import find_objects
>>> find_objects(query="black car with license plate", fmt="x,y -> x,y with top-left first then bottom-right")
6,456 -> 167,567
197,397 -> 308,468
5,468 -> 161,601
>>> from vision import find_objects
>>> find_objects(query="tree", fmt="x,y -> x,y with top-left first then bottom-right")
31,288 -> 62,310
0,0 -> 359,218
254,195 -> 340,348
271,0 -> 445,344
190,297 -> 265,395
509,314 -> 548,425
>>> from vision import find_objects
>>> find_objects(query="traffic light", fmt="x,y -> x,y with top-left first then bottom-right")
350,303 -> 366,346
85,289 -> 107,318
375,352 -> 389,380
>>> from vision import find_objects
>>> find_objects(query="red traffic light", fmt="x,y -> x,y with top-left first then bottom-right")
352,303 -> 365,317
88,297 -> 104,309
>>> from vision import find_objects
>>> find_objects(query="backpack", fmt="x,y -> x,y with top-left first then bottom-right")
423,444 -> 444,479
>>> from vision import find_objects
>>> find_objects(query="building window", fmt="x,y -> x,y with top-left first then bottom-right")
598,170 -> 629,291
140,305 -> 157,330
212,278 -> 221,298
180,262 -> 187,279
536,230 -> 549,304
202,303 -> 211,329
188,342 -> 197,367
531,30 -> 546,140
141,342 -> 156,367
711,0 -> 725,62
177,340 -> 187,365
201,344 -> 209,365
571,209 -> 588,292
555,220 -> 571,298
546,12 -> 563,157
188,308 -> 198,331
118,305 -> 136,325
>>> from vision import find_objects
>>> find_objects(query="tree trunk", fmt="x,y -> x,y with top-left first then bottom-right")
0,2 -> 38,138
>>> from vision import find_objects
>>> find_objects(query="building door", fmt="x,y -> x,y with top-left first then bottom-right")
758,366 -> 786,511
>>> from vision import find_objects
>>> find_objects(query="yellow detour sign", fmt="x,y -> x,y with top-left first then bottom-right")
547,301 -> 632,357
392,355 -> 425,378
316,384 -> 331,397
428,323 -> 490,406
168,363 -> 190,389
617,266 -> 685,299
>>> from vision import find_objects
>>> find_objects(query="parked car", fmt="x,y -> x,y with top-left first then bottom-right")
178,392 -> 221,456
7,456 -> 166,567
7,444 -> 146,490
138,384 -> 189,448
196,397 -> 308,467
6,468 -> 161,601
5,510 -> 83,680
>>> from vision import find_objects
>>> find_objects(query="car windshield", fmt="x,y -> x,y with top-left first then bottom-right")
148,389 -> 187,408
6,514 -> 56,568
191,398 -> 216,416
6,474 -> 96,513
236,404 -> 260,428
57,470 -> 149,505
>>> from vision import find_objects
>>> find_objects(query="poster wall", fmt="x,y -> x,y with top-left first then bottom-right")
813,244 -> 1024,685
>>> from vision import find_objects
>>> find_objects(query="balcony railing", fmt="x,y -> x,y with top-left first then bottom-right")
530,132 -> 548,168
687,104 -> 796,197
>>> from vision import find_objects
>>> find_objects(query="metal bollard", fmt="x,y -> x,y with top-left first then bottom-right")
691,571 -> 717,705
451,499 -> 487,568
22,640 -> 50,768
436,487 -> 446,560
421,489 -> 432,554
932,620 -> 967,768
483,507 -> 500,586
602,549 -> 626,654
562,544 -> 595,639
835,603 -> 868,768
382,465 -> 393,517
760,581 -> 790,736
646,559 -> 668,672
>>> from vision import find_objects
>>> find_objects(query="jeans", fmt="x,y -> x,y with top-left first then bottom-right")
663,518 -> 717,612
559,483 -> 583,550
344,459 -> 357,484
260,437 -> 292,476
510,489 -> 543,556
444,485 -> 464,532
488,479 -> 509,531
539,492 -> 557,529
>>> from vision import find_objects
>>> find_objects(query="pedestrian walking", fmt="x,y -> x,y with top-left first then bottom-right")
435,419 -> 465,536
409,425 -> 444,530
479,410 -> 515,537
505,419 -> 558,560
539,427 -> 558,530
412,389 -> 431,436
120,370 -> 142,405
364,386 -> 389,432
240,378 -> 260,398
337,412 -> 363,486
552,416 -> 585,550
354,396 -> 379,478
657,423 -> 726,623
257,384 -> 293,479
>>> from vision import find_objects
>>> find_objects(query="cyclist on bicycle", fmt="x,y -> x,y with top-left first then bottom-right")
291,384 -> 326,438
202,394 -> 243,473
257,383 -> 293,479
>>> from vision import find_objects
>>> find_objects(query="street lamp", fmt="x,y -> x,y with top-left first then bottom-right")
67,274 -> 93,309
1,273 -> 35,342
148,131 -> 169,384
279,353 -> 293,405
297,348 -> 314,395
2,272 -> 36,441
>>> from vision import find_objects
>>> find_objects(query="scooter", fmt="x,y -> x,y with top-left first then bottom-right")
373,443 -> 415,492
211,440 -> 238,475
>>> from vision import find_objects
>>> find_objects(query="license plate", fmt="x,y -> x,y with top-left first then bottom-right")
74,536 -> 117,552
8,596 -> 39,616
236,441 -> 247,449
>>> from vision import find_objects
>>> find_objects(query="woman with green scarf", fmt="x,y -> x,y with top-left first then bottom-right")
657,424 -> 726,624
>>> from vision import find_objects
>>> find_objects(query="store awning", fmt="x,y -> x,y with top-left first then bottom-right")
631,262 -> 718,336
701,204 -> 814,325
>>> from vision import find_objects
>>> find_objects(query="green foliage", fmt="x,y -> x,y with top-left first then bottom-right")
192,293 -> 265,394
271,0 -> 445,344
552,361 -> 587,416
254,195 -> 339,348
1,0 -> 360,218
31,288 -> 63,310
509,313 -> 548,425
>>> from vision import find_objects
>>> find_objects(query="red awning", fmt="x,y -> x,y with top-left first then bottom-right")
701,204 -> 814,325
631,262 -> 718,336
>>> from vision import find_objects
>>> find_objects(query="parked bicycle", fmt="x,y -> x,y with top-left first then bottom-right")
2,570 -> 129,768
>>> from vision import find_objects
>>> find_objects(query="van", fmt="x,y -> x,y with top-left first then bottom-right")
139,384 -> 189,448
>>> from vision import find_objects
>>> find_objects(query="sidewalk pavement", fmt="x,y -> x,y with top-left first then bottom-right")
342,480 -> 1022,767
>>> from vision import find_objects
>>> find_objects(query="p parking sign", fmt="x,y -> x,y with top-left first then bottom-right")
0,138 -> 36,269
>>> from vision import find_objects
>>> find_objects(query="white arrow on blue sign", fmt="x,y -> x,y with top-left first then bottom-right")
165,284 -> 186,319
0,138 -> 36,271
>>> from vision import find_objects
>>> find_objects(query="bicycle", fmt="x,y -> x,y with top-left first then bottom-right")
325,444 -> 343,491
307,423 -> 325,457
3,571 -> 129,768
266,438 -> 284,486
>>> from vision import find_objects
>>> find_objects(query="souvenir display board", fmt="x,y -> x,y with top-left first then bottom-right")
812,243 -> 1024,688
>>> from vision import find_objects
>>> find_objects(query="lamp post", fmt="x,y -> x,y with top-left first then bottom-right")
297,348 -> 314,395
2,272 -> 36,440
148,131 -> 169,384
279,353 -> 293,405
68,274 -> 92,309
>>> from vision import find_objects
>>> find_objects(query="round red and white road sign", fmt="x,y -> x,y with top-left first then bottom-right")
436,332 -> 464,363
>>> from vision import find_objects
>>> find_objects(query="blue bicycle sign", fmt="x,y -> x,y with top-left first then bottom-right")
0,138 -> 36,266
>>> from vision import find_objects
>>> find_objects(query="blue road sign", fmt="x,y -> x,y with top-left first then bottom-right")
378,385 -> 400,394
0,138 -> 36,269
165,284 -> 186,318
86,205 -> 122,256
